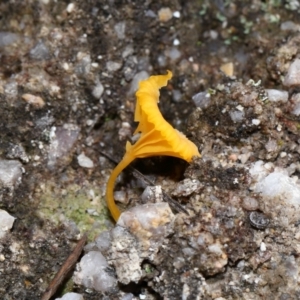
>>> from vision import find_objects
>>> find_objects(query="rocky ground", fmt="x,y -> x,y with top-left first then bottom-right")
1,1 -> 300,299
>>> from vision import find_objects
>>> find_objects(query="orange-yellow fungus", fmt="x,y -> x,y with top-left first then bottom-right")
106,71 -> 200,221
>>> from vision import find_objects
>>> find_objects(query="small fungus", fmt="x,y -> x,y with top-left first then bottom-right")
106,71 -> 200,221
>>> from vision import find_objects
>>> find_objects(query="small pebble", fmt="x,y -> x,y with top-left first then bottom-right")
283,58 -> 300,87
280,21 -> 300,31
4,81 -> 18,98
122,45 -> 134,58
0,159 -> 23,189
62,62 -> 69,71
265,139 -> 278,153
128,71 -> 149,95
66,3 -> 75,13
220,62 -> 234,77
117,203 -> 174,240
0,209 -> 15,238
145,10 -> 156,18
280,152 -> 287,158
86,119 -> 94,126
165,47 -> 181,61
77,153 -> 94,168
119,121 -> 132,137
55,292 -> 83,300
157,55 -> 167,67
266,89 -> 288,103
209,30 -> 218,39
260,242 -> 266,252
114,190 -> 127,204
173,39 -> 180,46
121,294 -> 135,300
229,110 -> 244,123
0,32 -> 20,47
92,81 -> 104,99
292,102 -> 300,116
75,52 -> 91,75
22,94 -> 45,109
242,197 -> 259,211
291,93 -> 300,115
6,144 -> 29,163
95,231 -> 112,253
30,40 -> 50,60
114,22 -> 126,39
236,105 -> 244,111
192,91 -> 211,109
173,11 -> 181,18
158,7 -> 173,22
252,119 -> 260,125
86,208 -> 99,216
172,179 -> 202,197
47,124 -> 80,169
141,186 -> 163,203
197,232 -> 214,246
106,61 -> 122,72
73,251 -> 117,292
172,89 -> 182,103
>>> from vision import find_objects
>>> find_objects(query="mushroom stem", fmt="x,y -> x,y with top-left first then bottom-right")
105,153 -> 134,221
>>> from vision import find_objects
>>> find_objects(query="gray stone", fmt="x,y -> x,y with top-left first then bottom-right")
77,153 -> 94,168
106,61 -> 122,72
30,40 -> 51,60
0,209 -> 15,239
0,32 -> 20,47
73,251 -> 117,292
0,160 -> 23,190
283,58 -> 300,87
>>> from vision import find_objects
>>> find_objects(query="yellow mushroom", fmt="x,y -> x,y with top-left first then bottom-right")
106,71 -> 200,221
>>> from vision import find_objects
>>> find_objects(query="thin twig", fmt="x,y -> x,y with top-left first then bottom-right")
41,233 -> 87,300
99,150 -> 121,165
99,150 -> 189,215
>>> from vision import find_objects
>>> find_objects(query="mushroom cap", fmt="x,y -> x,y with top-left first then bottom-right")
127,70 -> 200,162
